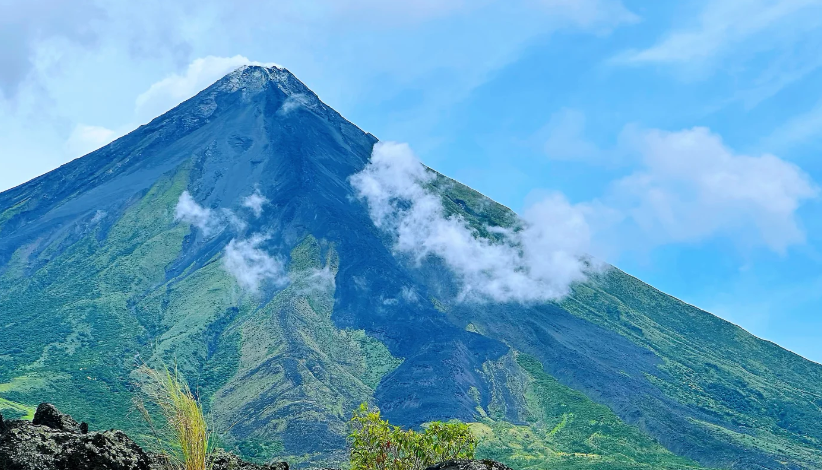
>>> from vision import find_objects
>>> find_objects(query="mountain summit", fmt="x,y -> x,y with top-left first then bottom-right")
1,66 -> 821,469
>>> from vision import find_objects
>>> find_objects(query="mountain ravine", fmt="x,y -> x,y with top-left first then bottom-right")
1,65 -> 821,470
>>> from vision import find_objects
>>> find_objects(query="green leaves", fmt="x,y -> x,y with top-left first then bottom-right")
349,403 -> 476,470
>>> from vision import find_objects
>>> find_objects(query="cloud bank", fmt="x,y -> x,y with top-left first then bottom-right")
616,126 -> 818,252
537,116 -> 819,254
351,141 -> 593,303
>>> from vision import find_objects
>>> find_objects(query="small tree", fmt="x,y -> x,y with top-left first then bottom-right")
349,403 -> 476,470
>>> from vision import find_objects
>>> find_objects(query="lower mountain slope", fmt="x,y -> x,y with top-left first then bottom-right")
0,65 -> 820,470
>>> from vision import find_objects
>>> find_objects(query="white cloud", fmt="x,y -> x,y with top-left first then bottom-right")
351,141 -> 593,303
612,126 -> 818,252
63,124 -> 117,158
173,190 -> 285,291
277,93 -> 311,116
223,234 -> 288,292
616,0 -> 822,65
174,190 -> 246,236
175,191 -> 215,232
536,116 -> 818,253
298,266 -> 336,294
242,190 -> 268,217
135,55 -> 279,123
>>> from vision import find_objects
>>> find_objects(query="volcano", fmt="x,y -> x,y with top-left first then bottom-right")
1,66 -> 821,469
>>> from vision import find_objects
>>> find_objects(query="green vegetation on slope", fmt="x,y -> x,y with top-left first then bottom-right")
0,162 -> 194,432
561,270 -> 822,468
211,235 -> 403,466
0,162 -> 404,467
474,353 -> 708,470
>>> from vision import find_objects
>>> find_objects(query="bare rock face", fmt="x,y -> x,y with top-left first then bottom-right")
425,460 -> 514,470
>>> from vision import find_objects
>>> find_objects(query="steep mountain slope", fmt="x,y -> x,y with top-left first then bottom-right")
0,66 -> 820,469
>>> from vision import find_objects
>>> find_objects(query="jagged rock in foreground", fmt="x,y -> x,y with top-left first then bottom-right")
426,460 -> 513,470
0,404 -> 288,470
32,403 -> 87,434
0,407 -> 151,470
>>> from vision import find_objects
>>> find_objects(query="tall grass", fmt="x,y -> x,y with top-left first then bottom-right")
136,365 -> 212,470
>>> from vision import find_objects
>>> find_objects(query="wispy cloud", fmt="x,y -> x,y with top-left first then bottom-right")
242,190 -> 268,217
174,191 -> 219,235
764,99 -> 822,151
0,0 -> 105,99
534,120 -> 818,256
534,0 -> 639,31
614,0 -> 822,66
351,141 -> 594,303
277,93 -> 311,116
174,190 -> 290,292
223,234 -> 288,292
174,190 -> 247,236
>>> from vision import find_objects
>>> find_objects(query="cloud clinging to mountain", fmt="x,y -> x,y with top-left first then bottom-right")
242,190 -> 268,218
175,191 -> 287,292
224,235 -> 289,292
351,141 -> 594,303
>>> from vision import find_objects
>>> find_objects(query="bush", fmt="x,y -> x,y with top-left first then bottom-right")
349,403 -> 476,470
136,365 -> 212,470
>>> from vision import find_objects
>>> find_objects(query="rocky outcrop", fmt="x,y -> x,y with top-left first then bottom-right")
0,407 -> 151,470
31,403 -> 86,434
0,404 -> 289,470
425,460 -> 513,470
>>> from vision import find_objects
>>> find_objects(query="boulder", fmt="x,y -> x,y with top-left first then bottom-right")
32,403 -> 86,433
426,460 -> 513,470
0,410 -> 151,470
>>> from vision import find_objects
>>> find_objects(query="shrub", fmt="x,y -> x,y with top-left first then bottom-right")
136,365 -> 212,470
349,403 -> 476,470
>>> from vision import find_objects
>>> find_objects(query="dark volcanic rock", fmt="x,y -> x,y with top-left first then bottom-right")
32,403 -> 85,433
0,405 -> 291,470
0,411 -> 151,470
426,460 -> 513,470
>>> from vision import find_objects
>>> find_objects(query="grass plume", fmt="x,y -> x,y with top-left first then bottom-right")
136,365 -> 212,470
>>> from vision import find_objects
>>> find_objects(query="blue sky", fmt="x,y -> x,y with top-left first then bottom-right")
2,0 -> 822,362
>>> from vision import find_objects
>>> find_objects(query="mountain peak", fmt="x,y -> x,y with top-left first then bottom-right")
211,65 -> 321,110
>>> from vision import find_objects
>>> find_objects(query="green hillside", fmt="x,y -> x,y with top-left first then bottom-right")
1,65 -> 822,469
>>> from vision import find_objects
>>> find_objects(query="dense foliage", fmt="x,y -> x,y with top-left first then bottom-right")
349,403 -> 476,470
